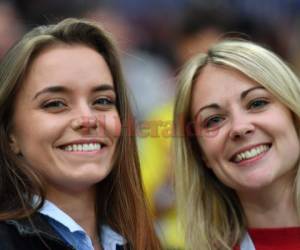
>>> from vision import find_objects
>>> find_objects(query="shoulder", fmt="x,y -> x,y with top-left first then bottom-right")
0,216 -> 68,250
0,221 -> 17,237
0,221 -> 21,249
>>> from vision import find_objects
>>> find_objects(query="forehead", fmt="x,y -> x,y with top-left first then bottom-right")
194,64 -> 259,95
19,44 -> 114,94
191,64 -> 260,112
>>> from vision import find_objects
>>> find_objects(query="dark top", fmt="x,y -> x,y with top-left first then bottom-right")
0,213 -> 127,250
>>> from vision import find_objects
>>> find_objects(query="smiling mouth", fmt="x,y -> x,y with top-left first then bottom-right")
231,144 -> 272,163
59,143 -> 104,152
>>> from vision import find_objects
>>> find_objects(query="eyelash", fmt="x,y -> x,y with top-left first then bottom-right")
247,98 -> 269,110
202,98 -> 269,129
203,115 -> 225,129
41,97 -> 115,112
93,97 -> 115,106
42,100 -> 66,110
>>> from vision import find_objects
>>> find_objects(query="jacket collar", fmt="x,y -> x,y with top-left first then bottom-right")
5,212 -> 67,243
5,213 -> 130,250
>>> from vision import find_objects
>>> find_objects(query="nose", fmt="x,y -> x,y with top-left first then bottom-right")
229,117 -> 255,140
70,102 -> 99,132
71,115 -> 98,132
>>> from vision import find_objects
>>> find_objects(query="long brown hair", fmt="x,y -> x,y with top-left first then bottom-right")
0,18 -> 161,249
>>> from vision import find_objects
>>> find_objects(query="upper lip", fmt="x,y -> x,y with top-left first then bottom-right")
229,143 -> 271,161
58,138 -> 109,148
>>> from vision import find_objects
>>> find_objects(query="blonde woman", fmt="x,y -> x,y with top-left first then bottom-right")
0,18 -> 161,250
174,40 -> 300,249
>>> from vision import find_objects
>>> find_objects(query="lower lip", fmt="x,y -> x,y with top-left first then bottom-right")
234,146 -> 271,167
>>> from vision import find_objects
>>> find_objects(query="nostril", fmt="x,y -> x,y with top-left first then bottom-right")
229,125 -> 255,140
71,116 -> 98,131
230,131 -> 242,140
245,129 -> 253,135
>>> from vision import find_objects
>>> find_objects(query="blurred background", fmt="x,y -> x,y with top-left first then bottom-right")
1,0 -> 300,249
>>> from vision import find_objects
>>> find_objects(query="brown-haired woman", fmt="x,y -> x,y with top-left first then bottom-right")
0,18 -> 161,250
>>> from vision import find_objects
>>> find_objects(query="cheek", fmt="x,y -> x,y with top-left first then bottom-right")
198,136 -> 222,167
281,122 -> 300,163
112,116 -> 122,138
272,110 -> 300,148
102,113 -> 122,138
14,115 -> 64,150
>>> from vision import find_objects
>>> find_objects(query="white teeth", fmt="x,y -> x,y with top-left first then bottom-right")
233,145 -> 270,163
62,143 -> 102,152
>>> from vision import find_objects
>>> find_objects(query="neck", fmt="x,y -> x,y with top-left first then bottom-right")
238,174 -> 299,228
46,186 -> 99,242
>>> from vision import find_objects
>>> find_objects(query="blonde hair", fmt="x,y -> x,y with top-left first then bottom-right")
0,18 -> 161,250
174,40 -> 300,249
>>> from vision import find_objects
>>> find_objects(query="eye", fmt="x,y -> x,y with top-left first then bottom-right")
41,100 -> 67,111
203,115 -> 225,129
93,97 -> 115,107
248,99 -> 269,110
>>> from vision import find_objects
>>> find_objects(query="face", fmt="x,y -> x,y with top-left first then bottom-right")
191,64 -> 300,193
10,44 -> 121,194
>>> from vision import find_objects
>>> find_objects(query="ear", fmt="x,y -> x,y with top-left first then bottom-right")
9,134 -> 21,154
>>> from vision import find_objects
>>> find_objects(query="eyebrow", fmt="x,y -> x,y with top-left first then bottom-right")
91,85 -> 115,93
33,84 -> 115,100
194,86 -> 265,119
241,86 -> 265,99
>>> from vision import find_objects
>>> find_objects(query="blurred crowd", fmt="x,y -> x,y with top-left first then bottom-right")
1,0 -> 300,249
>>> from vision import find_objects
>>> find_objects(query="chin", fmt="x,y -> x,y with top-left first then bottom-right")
236,179 -> 274,192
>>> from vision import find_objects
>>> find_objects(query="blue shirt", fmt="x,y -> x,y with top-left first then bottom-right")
38,199 -> 126,250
